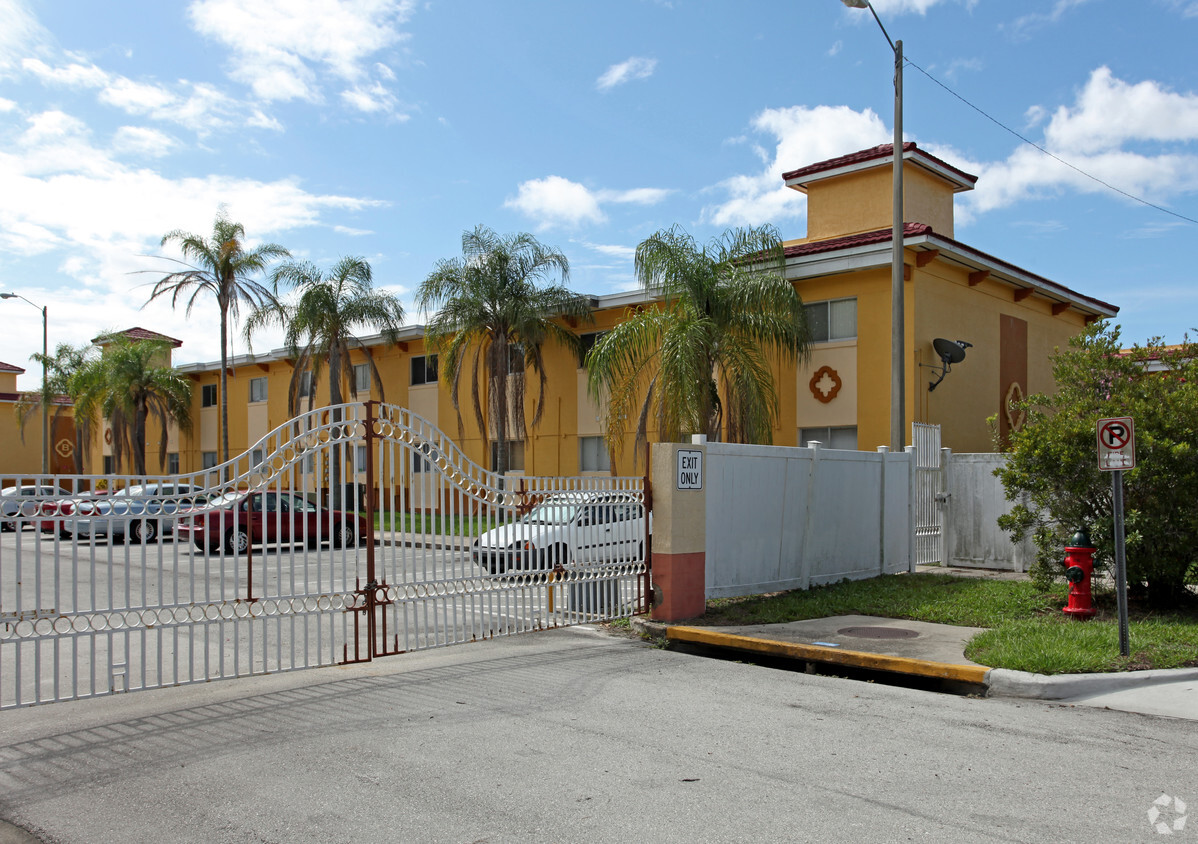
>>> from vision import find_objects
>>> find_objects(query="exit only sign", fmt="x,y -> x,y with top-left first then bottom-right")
677,449 -> 703,489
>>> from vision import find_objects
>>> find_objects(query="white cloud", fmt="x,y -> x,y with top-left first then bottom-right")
505,177 -> 671,229
21,57 -> 108,88
0,97 -> 15,111
188,0 -> 416,108
506,176 -> 605,228
703,104 -> 888,228
965,68 -> 1198,216
112,126 -> 177,157
99,77 -> 177,112
596,57 -> 657,92
0,0 -> 46,75
0,107 -> 384,364
1002,0 -> 1095,40
596,187 -> 673,205
1043,67 -> 1198,154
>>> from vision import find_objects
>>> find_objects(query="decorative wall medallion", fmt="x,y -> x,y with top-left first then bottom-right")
1005,381 -> 1026,432
809,365 -> 842,404
104,428 -> 113,444
55,438 -> 75,459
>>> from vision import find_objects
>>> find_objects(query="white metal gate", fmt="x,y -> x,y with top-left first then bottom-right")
1,402 -> 648,709
912,422 -> 947,566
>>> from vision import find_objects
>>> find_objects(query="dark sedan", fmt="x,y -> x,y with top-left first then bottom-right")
175,489 -> 369,554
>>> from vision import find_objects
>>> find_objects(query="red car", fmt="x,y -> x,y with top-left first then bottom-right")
176,489 -> 369,554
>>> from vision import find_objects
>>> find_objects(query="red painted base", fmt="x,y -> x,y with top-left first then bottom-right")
650,551 -> 706,622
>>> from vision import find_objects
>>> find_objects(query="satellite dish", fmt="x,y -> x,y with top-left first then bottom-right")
929,339 -> 972,392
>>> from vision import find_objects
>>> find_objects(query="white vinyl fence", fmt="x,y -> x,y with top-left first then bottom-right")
704,442 -> 914,599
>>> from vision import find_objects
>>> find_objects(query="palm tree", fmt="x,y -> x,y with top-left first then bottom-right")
16,342 -> 97,473
586,224 -> 810,462
417,225 -> 593,476
245,256 -> 406,414
147,212 -> 289,464
245,257 -> 405,509
76,336 -> 192,475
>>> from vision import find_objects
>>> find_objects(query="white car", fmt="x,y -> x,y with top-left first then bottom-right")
472,492 -> 648,575
69,483 -> 208,543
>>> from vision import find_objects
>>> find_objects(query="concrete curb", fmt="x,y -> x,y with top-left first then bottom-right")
987,667 -> 1198,701
664,624 -> 992,686
632,616 -> 1198,703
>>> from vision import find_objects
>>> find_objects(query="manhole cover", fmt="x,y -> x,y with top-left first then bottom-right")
836,626 -> 919,640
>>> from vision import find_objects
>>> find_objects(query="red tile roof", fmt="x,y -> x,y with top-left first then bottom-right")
782,142 -> 978,190
92,327 -> 184,347
783,223 -> 1118,316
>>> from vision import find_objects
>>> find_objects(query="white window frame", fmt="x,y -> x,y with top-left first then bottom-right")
579,435 -> 611,473
353,363 -> 371,394
806,298 -> 857,344
249,377 -> 268,403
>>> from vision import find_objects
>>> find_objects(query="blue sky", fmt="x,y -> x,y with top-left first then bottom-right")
1,0 -> 1197,388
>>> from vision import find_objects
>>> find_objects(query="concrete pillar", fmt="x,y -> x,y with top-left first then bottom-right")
650,439 -> 707,622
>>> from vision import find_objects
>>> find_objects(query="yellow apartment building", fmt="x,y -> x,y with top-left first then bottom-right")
9,143 -> 1118,486
0,360 -> 76,478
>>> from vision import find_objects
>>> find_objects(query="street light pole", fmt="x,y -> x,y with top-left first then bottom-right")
842,0 -> 906,450
1,292 -> 50,475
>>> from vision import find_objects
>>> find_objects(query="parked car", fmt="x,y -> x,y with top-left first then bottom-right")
472,491 -> 648,575
176,489 -> 369,554
68,483 -> 208,544
2,484 -> 72,531
37,490 -> 109,537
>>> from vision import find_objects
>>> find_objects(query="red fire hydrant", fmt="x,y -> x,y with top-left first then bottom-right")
1062,529 -> 1097,620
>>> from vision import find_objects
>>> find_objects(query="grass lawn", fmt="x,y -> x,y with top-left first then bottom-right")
694,573 -> 1198,675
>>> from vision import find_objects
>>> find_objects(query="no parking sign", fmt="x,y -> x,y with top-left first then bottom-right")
1097,416 -> 1135,471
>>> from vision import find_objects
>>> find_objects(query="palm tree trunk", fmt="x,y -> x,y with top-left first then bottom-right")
329,347 -> 344,510
219,303 -> 230,469
134,401 -> 148,476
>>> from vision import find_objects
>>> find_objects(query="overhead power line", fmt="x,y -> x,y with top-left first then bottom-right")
905,58 -> 1198,227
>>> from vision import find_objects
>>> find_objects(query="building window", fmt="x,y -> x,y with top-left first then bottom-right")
201,384 -> 218,407
800,426 -> 858,450
103,456 -> 114,475
297,371 -> 313,398
806,298 -> 857,343
410,354 -> 438,386
353,363 -> 371,394
249,377 -> 267,403
490,440 -> 525,472
411,443 -> 436,474
202,451 -> 218,469
578,332 -> 607,367
579,436 -> 611,472
168,452 -> 179,475
355,444 -> 368,472
251,448 -> 265,468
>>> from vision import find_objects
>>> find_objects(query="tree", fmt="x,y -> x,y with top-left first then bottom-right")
76,336 -> 192,476
586,224 -> 810,461
148,212 -> 289,465
16,342 -> 98,473
996,322 -> 1198,607
417,225 -> 592,476
245,256 -> 405,414
245,257 -> 404,509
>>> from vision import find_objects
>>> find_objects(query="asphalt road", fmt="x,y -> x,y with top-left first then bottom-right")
1,625 -> 1194,843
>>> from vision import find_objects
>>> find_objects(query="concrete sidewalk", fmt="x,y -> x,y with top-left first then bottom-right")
634,613 -> 1198,721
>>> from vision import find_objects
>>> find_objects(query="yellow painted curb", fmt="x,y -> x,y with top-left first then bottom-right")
667,625 -> 992,685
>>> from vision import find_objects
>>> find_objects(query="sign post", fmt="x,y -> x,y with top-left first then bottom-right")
1097,417 -> 1133,657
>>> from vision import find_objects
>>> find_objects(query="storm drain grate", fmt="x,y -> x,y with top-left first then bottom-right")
836,626 -> 919,640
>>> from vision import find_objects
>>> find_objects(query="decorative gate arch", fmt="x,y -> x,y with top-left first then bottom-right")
0,402 -> 648,709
